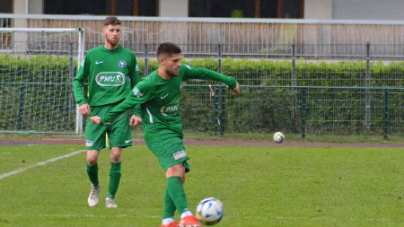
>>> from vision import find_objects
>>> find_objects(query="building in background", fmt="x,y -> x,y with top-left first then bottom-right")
0,0 -> 403,20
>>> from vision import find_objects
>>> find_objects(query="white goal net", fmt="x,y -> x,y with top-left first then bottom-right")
0,28 -> 85,134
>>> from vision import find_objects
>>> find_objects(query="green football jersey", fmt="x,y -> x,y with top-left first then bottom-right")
73,45 -> 140,107
100,64 -> 237,142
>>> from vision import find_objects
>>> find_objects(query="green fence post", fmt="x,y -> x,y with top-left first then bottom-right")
143,42 -> 149,77
365,42 -> 371,134
213,86 -> 220,136
291,42 -> 296,88
384,89 -> 389,139
301,88 -> 307,139
17,85 -> 26,130
218,42 -> 222,73
69,41 -> 74,79
220,85 -> 226,135
291,43 -> 298,128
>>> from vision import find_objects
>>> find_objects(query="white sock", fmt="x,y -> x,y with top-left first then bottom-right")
162,218 -> 174,226
180,210 -> 192,219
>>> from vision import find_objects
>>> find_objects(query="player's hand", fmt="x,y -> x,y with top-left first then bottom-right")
79,104 -> 91,117
90,116 -> 101,124
129,115 -> 142,126
232,83 -> 240,95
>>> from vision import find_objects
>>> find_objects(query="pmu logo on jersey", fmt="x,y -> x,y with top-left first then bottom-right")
173,150 -> 186,160
160,104 -> 179,117
96,72 -> 126,86
118,60 -> 126,67
160,98 -> 180,117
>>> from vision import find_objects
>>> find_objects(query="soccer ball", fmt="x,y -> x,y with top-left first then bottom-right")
273,132 -> 285,143
195,197 -> 224,226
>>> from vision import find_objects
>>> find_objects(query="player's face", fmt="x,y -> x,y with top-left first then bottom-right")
164,54 -> 182,77
102,24 -> 121,47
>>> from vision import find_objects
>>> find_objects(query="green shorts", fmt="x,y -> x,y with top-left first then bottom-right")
85,105 -> 132,150
146,137 -> 190,173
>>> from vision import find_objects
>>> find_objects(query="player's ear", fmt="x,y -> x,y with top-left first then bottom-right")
157,56 -> 165,65
101,25 -> 109,35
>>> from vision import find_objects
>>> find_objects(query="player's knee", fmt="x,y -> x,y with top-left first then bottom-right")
87,158 -> 98,166
86,150 -> 99,165
109,148 -> 122,162
166,163 -> 185,179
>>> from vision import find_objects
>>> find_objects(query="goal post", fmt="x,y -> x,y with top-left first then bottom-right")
0,28 -> 85,134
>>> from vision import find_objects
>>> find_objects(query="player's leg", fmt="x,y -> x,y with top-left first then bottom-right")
161,187 -> 178,227
85,106 -> 108,207
147,137 -> 199,227
166,164 -> 200,227
166,163 -> 189,214
85,155 -> 105,207
105,146 -> 122,208
86,149 -> 100,185
105,109 -> 132,208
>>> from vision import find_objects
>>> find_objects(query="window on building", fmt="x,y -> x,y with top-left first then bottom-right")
44,0 -> 157,16
189,0 -> 254,17
0,0 -> 12,27
0,0 -> 11,13
189,0 -> 304,18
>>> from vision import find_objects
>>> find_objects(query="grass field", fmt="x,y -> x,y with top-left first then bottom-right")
1,142 -> 404,226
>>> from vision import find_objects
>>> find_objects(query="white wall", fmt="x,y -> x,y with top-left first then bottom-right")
333,0 -> 404,20
13,0 -> 27,14
13,0 -> 27,27
28,0 -> 43,14
159,0 -> 188,17
304,0 -> 332,20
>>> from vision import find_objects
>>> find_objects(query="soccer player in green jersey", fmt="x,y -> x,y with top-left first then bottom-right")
91,42 -> 239,227
73,16 -> 142,208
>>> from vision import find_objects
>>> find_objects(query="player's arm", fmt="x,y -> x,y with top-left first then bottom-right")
182,64 -> 239,93
131,56 -> 140,88
91,92 -> 140,125
91,82 -> 153,125
129,55 -> 142,119
72,61 -> 88,105
72,60 -> 91,116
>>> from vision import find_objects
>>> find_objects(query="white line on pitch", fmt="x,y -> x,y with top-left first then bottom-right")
0,150 -> 86,180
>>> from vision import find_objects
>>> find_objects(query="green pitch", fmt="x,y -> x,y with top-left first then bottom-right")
1,144 -> 404,226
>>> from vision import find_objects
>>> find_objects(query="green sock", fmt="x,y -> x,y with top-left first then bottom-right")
163,187 -> 177,219
86,163 -> 99,186
167,177 -> 189,214
108,162 -> 121,199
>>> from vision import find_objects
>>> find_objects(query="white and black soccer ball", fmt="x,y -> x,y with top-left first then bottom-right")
273,132 -> 285,143
195,197 -> 224,226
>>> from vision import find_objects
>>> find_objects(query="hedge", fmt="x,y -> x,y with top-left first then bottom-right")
1,54 -> 403,134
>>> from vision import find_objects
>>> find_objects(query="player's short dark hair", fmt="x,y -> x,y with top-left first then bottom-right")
103,16 -> 121,27
157,42 -> 182,58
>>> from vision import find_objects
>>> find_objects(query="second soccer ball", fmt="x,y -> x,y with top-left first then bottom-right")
273,132 -> 285,143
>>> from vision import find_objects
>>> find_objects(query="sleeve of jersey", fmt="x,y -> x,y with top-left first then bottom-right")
130,55 -> 140,88
182,65 -> 237,89
72,60 -> 88,106
130,56 -> 141,116
100,83 -> 151,125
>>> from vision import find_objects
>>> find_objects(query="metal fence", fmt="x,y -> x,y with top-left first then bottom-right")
2,14 -> 404,59
191,85 -> 404,137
